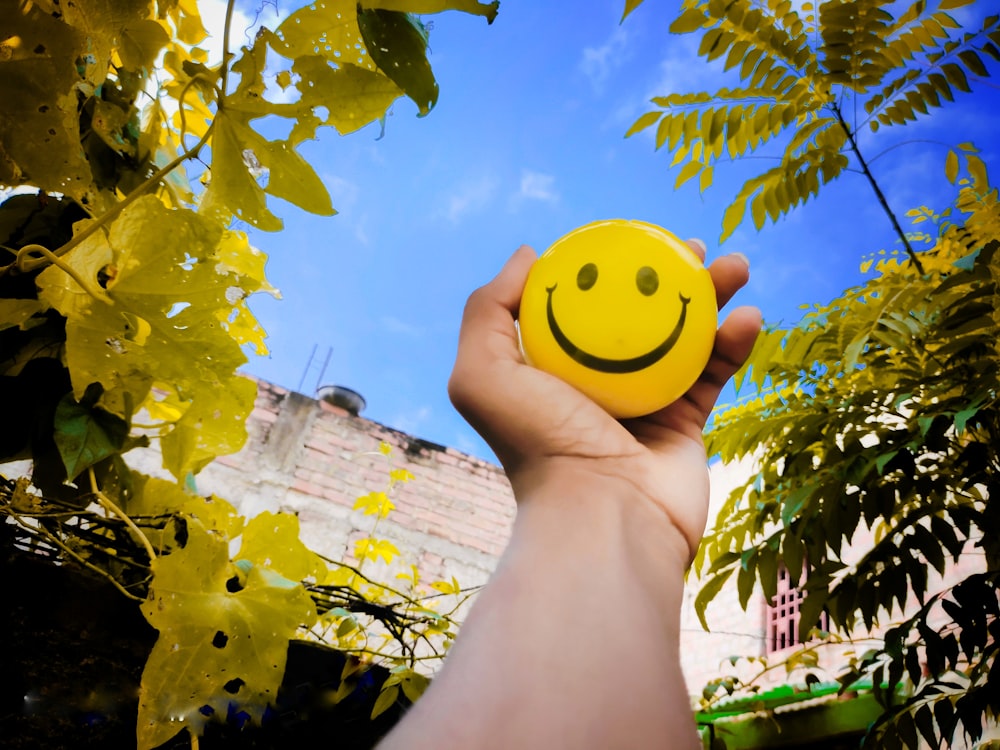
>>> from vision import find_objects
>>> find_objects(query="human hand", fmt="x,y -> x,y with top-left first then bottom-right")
448,240 -> 761,562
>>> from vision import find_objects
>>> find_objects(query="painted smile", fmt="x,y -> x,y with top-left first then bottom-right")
545,284 -> 691,374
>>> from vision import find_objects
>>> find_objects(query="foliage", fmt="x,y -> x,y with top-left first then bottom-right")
698,152 -> 1000,749
620,0 -> 1000,747
627,0 -> 1000,245
0,0 -> 495,746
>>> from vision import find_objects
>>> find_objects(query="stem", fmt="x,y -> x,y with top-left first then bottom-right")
831,102 -> 925,274
5,508 -> 144,602
6,122 -> 215,276
15,244 -> 111,303
90,467 -> 157,562
220,0 -> 237,100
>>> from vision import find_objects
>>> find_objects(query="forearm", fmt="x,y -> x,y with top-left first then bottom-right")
378,470 -> 700,750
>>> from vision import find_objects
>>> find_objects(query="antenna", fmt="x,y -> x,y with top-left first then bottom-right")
297,345 -> 332,394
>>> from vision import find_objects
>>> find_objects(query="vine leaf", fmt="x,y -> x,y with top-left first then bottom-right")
118,19 -> 171,72
0,0 -> 92,197
0,300 -> 45,332
358,9 -> 438,116
127,474 -> 244,543
235,511 -> 327,582
360,0 -> 499,23
138,518 -> 317,750
37,196 -> 266,475
159,376 -> 257,480
53,386 -> 129,480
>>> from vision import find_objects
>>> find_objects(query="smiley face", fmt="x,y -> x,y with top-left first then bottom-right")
519,220 -> 717,418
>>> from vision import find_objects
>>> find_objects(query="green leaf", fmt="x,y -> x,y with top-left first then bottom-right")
53,387 -> 129,479
357,9 -> 439,117
694,567 -> 736,629
938,0 -> 974,9
953,404 -> 978,433
360,0 -> 499,23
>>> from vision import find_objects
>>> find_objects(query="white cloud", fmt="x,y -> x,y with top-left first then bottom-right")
321,174 -> 370,245
580,27 -> 629,95
441,175 -> 498,223
393,405 -> 432,435
648,34 -> 723,104
518,170 -> 558,202
197,0 -> 287,61
324,175 -> 360,210
381,315 -> 424,337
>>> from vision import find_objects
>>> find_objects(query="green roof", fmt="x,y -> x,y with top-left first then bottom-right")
694,680 -> 887,750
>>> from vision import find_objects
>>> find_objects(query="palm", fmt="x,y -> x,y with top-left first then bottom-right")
450,243 -> 761,556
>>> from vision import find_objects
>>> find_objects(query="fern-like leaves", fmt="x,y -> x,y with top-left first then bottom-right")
627,0 -> 999,241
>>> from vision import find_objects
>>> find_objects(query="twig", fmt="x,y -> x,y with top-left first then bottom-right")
5,122 -> 216,276
89,467 -> 157,562
831,102 -> 925,274
14,244 -> 110,303
5,508 -> 144,602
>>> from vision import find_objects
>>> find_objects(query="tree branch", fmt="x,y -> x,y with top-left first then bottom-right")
831,102 -> 925,274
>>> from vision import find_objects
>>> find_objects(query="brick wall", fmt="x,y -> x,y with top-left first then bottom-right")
129,378 -> 516,591
127,377 -> 987,699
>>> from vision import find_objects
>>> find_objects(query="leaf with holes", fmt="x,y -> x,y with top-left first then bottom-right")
138,518 -> 316,750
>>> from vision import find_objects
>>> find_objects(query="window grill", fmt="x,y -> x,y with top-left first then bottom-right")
765,564 -> 829,654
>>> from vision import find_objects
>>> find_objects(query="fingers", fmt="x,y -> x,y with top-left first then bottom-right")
454,245 -> 536,354
450,246 -> 537,415
685,236 -> 750,310
482,244 -> 537,316
684,305 -> 763,418
707,252 -> 751,310
685,238 -> 708,262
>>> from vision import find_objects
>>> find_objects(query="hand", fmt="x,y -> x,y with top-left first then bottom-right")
448,239 -> 761,562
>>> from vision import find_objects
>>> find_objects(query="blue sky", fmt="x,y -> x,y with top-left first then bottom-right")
228,1 -> 1000,461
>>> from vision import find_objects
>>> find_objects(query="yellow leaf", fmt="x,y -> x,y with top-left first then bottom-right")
721,196 -> 748,242
699,164 -> 714,192
621,0 -> 645,21
390,467 -> 415,483
431,580 -> 457,595
675,160 -> 702,189
966,154 -> 988,189
945,149 -> 959,183
138,519 -> 316,750
353,490 -> 395,518
626,111 -> 661,138
355,538 -> 400,565
236,511 -> 327,581
0,299 -> 45,332
371,684 -> 399,719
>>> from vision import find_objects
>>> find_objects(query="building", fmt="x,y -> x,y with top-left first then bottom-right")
129,377 -> 994,747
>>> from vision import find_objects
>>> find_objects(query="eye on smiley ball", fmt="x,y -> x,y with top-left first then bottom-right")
518,220 -> 717,419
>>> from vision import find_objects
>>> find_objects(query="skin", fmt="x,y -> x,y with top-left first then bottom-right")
377,240 -> 761,750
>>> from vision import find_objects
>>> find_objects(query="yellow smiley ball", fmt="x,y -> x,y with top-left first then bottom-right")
519,219 -> 717,418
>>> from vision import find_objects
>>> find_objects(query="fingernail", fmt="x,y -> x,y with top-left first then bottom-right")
730,252 -> 750,268
687,237 -> 707,255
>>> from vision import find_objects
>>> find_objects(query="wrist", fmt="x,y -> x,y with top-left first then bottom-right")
508,460 -> 694,577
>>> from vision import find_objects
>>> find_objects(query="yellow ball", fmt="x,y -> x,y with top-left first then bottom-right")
519,220 -> 717,418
